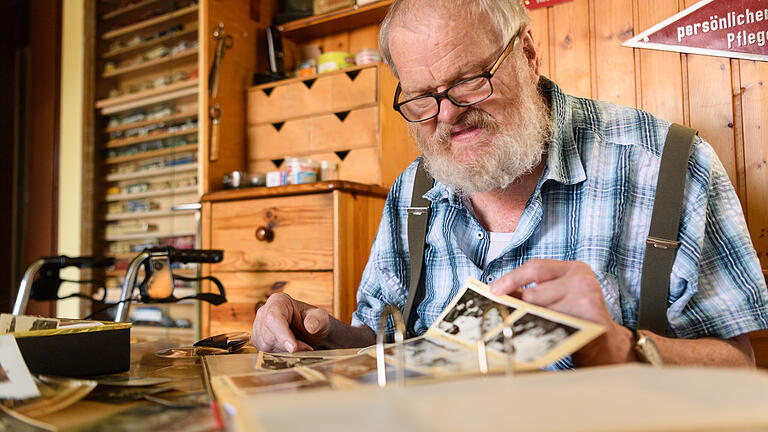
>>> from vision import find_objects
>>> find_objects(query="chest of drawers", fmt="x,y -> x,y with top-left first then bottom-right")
201,182 -> 387,336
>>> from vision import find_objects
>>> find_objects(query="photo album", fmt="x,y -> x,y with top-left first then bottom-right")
210,278 -> 605,396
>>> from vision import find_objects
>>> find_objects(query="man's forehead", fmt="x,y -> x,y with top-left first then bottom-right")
388,19 -> 497,93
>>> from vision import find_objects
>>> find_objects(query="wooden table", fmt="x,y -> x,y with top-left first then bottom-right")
25,339 -> 217,431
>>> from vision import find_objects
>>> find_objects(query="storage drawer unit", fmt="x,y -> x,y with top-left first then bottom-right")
247,63 -> 418,189
201,182 -> 388,337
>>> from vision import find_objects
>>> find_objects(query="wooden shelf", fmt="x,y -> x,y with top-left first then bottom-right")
105,184 -> 198,202
103,47 -> 198,78
277,0 -> 391,41
106,163 -> 197,182
101,0 -> 162,20
102,24 -> 198,59
105,208 -> 196,221
105,111 -> 197,133
102,5 -> 198,40
104,143 -> 198,165
106,127 -> 198,149
105,228 -> 197,241
96,78 -> 198,113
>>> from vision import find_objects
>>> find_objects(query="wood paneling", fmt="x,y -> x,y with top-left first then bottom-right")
740,60 -> 768,271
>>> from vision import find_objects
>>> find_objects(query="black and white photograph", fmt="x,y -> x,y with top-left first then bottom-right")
388,337 -> 487,375
434,288 -> 516,343
487,312 -> 578,362
226,369 -> 328,395
258,353 -> 332,370
308,354 -> 379,380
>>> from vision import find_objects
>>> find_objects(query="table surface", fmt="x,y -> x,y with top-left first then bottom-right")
33,338 -> 217,432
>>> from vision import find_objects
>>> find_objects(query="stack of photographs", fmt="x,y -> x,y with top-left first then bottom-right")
384,278 -> 605,375
210,278 -> 604,397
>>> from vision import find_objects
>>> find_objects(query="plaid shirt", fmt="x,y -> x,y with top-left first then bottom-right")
351,77 -> 768,368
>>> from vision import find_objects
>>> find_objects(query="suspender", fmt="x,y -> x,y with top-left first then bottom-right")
403,159 -> 433,338
638,123 -> 697,335
404,123 -> 696,337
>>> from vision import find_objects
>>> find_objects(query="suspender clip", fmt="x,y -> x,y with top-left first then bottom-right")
407,207 -> 430,216
646,236 -> 679,250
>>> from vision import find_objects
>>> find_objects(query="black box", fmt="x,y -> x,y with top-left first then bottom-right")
13,322 -> 131,378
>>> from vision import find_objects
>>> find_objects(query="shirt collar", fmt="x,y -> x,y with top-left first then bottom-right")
421,76 -> 587,205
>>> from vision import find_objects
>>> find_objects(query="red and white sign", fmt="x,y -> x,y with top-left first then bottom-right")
623,0 -> 768,62
524,0 -> 573,11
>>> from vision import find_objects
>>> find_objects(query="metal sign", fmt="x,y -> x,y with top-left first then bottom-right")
623,0 -> 768,62
524,0 -> 573,11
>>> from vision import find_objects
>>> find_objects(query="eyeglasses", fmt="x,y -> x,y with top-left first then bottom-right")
393,27 -> 523,123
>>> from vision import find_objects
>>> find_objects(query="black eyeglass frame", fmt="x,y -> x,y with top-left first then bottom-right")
392,26 -> 524,123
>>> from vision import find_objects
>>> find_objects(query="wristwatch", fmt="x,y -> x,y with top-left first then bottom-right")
633,328 -> 663,367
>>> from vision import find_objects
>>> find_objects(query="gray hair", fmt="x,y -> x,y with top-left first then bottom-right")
378,0 -> 531,78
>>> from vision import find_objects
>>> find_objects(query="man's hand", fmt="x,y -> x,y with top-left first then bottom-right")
251,292 -> 330,353
489,259 -> 633,365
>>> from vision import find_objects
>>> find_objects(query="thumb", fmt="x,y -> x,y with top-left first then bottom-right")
302,308 -> 330,335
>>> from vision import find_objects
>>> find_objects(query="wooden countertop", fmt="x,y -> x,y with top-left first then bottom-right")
202,181 -> 389,203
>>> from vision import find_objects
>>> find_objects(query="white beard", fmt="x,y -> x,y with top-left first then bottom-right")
411,65 -> 552,197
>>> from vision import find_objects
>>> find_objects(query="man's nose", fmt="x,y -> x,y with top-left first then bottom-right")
436,97 -> 467,125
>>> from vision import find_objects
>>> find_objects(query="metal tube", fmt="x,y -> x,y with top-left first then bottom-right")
13,259 -> 46,315
477,304 -> 514,375
114,251 -> 151,323
376,305 -> 406,388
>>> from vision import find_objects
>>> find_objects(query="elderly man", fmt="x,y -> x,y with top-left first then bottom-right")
251,0 -> 768,368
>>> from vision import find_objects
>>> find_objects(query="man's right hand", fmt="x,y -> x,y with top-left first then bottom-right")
250,292 -> 330,353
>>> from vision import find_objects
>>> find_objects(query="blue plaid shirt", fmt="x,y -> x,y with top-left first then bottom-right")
351,77 -> 768,368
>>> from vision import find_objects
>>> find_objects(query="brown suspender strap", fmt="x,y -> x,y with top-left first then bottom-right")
404,159 -> 433,338
638,123 -> 697,335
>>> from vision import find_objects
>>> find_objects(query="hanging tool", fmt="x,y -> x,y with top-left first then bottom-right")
208,23 -> 233,162
209,104 -> 222,162
208,23 -> 233,99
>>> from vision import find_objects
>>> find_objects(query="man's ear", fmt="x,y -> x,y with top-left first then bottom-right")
520,24 -> 540,78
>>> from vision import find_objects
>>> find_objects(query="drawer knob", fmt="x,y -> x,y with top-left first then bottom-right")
255,226 -> 274,242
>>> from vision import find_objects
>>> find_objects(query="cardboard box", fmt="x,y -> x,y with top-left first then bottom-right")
313,0 -> 355,15
11,321 -> 131,378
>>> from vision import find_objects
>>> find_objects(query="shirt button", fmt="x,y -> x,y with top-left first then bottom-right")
486,275 -> 495,283
476,232 -> 484,240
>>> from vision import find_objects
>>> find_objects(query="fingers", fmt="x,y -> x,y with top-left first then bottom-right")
302,308 -> 330,336
490,259 -> 568,296
251,293 -> 301,353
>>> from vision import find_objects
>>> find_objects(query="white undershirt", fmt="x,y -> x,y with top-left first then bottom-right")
484,232 -> 515,268
463,197 -> 516,269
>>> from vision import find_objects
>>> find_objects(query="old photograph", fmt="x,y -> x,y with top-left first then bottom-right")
487,312 -> 578,362
257,353 -> 332,370
434,288 -> 516,343
308,354 -> 378,380
225,369 -> 327,395
386,336 -> 487,375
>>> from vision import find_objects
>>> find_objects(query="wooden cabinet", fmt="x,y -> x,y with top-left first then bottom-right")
201,182 -> 387,336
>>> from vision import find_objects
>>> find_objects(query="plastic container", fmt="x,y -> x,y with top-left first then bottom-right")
354,48 -> 381,66
284,157 -> 319,184
317,52 -> 354,73
320,160 -> 338,181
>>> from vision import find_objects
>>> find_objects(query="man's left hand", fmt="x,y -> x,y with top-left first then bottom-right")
490,258 -> 633,365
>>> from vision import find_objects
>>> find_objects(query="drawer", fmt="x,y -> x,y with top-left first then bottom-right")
310,106 -> 379,153
329,67 -> 377,111
248,147 -> 382,185
249,78 -> 332,124
211,194 -> 334,271
247,65 -> 378,124
209,271 -> 334,335
249,118 -> 311,160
